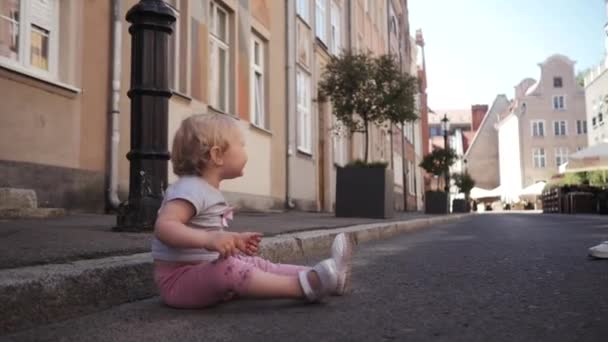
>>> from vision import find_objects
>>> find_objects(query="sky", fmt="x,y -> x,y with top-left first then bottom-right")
408,0 -> 607,110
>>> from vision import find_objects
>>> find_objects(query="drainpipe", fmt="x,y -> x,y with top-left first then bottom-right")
107,0 -> 122,209
285,0 -> 295,209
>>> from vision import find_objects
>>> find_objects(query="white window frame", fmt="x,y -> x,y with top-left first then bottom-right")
531,120 -> 545,137
296,68 -> 312,153
0,0 -> 60,80
250,34 -> 266,128
553,95 -> 566,110
209,1 -> 230,113
553,120 -> 567,136
167,0 -> 189,95
332,117 -> 348,166
533,148 -> 546,168
555,147 -> 569,167
329,1 -> 341,55
408,161 -> 415,195
315,0 -> 327,43
577,120 -> 587,135
296,0 -> 310,23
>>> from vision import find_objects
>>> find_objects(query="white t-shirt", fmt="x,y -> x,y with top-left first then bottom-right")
151,176 -> 232,262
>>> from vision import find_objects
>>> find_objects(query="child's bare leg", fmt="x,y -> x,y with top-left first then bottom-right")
236,255 -> 311,276
241,269 -> 320,299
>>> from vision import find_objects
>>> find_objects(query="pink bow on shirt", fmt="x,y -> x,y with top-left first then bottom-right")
221,207 -> 234,228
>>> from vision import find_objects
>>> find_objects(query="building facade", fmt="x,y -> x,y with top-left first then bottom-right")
498,54 -> 587,202
0,0 -> 109,211
583,0 -> 608,147
464,95 -> 510,190
0,0 -> 422,213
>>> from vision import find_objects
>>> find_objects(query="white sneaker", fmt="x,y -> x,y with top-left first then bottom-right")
589,241 -> 608,259
298,259 -> 339,302
331,233 -> 353,296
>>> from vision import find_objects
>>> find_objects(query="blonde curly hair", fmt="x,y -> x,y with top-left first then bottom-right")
171,114 -> 239,176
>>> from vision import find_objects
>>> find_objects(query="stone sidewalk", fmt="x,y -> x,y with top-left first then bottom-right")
0,211 -> 428,269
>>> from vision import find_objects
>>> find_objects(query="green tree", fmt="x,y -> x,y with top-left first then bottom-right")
319,52 -> 419,163
419,148 -> 457,191
373,54 -> 419,126
453,172 -> 476,202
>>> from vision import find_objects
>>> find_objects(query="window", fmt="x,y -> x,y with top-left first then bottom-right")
296,69 -> 312,153
553,120 -> 567,136
251,34 -> 265,128
533,148 -> 546,168
593,117 -> 597,127
167,0 -> 188,95
329,1 -> 341,55
209,1 -> 230,112
332,118 -> 347,166
408,161 -> 415,195
531,120 -> 545,137
553,77 -> 563,88
555,147 -> 569,167
577,120 -> 587,135
315,0 -> 326,43
296,0 -> 309,23
404,123 -> 414,142
0,0 -> 59,77
553,95 -> 565,110
430,126 -> 441,137
600,112 -> 604,123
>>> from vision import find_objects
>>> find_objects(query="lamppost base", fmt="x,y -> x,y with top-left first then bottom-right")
114,196 -> 162,232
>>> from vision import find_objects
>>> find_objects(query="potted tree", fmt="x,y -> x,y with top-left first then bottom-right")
452,172 -> 476,213
319,52 -> 418,218
419,148 -> 457,214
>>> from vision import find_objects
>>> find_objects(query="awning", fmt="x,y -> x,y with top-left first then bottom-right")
519,181 -> 546,197
564,143 -> 608,173
470,186 -> 501,200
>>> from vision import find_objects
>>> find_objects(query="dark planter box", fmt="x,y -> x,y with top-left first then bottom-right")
452,199 -> 469,213
335,167 -> 394,219
568,192 -> 595,214
425,191 -> 449,214
597,191 -> 608,215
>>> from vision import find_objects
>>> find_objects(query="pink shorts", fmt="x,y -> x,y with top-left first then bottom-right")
154,255 -> 310,309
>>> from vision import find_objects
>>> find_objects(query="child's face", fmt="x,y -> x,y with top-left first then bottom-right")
221,127 -> 248,179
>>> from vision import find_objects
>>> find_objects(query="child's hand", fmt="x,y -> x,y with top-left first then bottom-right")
235,232 -> 263,256
206,231 -> 240,259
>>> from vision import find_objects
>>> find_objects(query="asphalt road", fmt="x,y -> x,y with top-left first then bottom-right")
4,214 -> 608,342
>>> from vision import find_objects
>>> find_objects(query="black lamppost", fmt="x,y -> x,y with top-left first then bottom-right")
441,114 -> 450,193
115,0 -> 176,232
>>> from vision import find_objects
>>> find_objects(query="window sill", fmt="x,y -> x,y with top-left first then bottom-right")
171,91 -> 192,102
315,37 -> 328,51
249,122 -> 272,136
208,105 -> 239,119
297,148 -> 313,159
296,14 -> 312,29
0,61 -> 80,97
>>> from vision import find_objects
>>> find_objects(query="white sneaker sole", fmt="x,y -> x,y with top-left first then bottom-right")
333,233 -> 353,296
589,249 -> 608,259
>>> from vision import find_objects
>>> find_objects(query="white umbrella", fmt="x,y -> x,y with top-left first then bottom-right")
519,181 -> 546,197
565,143 -> 608,173
471,186 -> 501,200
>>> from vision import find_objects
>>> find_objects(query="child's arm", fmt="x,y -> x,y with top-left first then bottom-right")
154,200 -> 239,257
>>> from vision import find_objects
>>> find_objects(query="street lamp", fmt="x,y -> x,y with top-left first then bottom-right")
441,114 -> 450,193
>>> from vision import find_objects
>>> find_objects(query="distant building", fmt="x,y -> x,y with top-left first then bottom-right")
464,95 -> 511,190
497,55 -> 587,202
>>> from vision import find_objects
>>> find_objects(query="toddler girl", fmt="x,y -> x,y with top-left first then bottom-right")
153,114 -> 353,308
